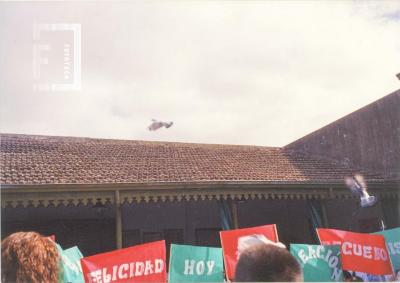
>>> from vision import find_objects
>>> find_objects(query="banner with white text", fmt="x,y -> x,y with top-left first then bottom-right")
374,227 -> 400,272
317,228 -> 393,275
169,244 -> 224,282
290,244 -> 343,282
80,240 -> 167,283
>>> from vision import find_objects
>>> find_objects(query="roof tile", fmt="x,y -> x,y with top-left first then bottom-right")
0,133 -> 383,185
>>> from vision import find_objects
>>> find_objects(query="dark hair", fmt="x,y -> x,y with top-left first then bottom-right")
235,243 -> 302,282
343,270 -> 364,282
343,270 -> 353,281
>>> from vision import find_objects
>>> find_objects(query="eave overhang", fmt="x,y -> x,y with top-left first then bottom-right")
1,180 -> 399,208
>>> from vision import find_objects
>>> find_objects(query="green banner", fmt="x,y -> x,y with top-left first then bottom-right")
169,244 -> 224,283
290,244 -> 343,282
374,227 -> 400,272
57,245 -> 84,283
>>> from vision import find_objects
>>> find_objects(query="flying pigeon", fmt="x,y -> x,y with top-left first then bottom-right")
345,174 -> 377,207
148,119 -> 173,131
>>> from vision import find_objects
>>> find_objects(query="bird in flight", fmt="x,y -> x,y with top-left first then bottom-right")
345,174 -> 377,207
148,119 -> 173,131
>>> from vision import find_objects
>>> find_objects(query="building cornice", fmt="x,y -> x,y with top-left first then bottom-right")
1,180 -> 399,208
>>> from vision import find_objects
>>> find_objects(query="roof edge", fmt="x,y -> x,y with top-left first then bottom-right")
0,133 -> 281,149
1,179 -> 398,193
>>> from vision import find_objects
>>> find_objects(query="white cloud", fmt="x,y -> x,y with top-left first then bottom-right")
0,1 -> 399,146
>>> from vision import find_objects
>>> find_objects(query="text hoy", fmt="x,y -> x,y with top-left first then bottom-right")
87,259 -> 164,283
183,260 -> 216,276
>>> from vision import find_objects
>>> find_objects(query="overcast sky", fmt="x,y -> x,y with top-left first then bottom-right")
1,1 -> 399,146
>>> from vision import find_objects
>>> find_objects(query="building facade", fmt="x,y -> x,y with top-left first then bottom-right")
1,90 -> 399,256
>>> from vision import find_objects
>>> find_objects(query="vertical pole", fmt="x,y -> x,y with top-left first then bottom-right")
397,196 -> 400,229
231,199 -> 239,229
115,190 -> 122,249
320,199 -> 329,228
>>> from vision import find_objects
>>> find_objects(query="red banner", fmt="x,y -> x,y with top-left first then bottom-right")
317,228 -> 393,275
80,240 -> 167,283
220,224 -> 279,280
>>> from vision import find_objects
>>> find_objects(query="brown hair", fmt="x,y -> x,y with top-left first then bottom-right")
1,231 -> 60,283
235,243 -> 302,282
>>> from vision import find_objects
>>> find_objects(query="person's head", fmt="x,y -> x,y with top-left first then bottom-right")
342,270 -> 364,282
237,234 -> 286,259
343,270 -> 354,282
235,243 -> 302,282
1,231 -> 60,283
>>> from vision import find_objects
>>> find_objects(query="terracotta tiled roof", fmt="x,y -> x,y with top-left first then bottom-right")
0,133 -> 384,185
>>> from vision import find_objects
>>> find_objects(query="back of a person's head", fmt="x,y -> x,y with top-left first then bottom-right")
1,231 -> 60,283
235,243 -> 302,282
